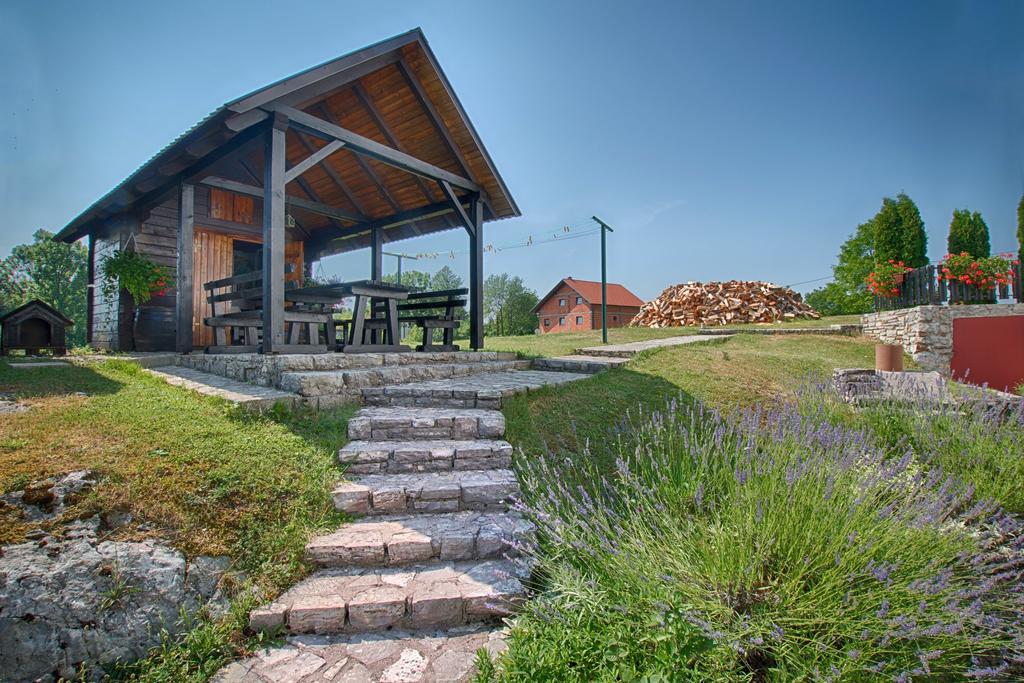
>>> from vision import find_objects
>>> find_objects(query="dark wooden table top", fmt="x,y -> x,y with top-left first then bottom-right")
286,280 -> 410,302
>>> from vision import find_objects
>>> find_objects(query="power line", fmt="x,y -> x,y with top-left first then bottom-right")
783,275 -> 833,288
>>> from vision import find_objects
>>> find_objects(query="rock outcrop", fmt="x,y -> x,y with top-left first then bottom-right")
0,516 -> 229,681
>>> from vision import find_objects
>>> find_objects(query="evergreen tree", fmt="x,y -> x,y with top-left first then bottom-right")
1018,194 -> 1024,260
969,211 -> 990,257
896,193 -> 927,267
947,209 -> 990,257
947,209 -> 973,255
872,198 -> 904,264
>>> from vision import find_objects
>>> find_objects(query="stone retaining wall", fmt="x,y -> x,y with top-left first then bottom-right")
861,304 -> 1024,374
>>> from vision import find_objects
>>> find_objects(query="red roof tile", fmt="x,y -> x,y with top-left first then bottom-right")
536,277 -> 645,309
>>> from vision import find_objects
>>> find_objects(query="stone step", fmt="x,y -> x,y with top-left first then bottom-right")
347,407 -> 505,442
361,369 -> 591,408
145,366 -> 303,412
212,624 -> 508,683
305,511 -> 533,567
279,359 -> 531,397
340,439 -> 513,475
332,470 -> 518,516
249,559 -> 527,635
532,355 -> 629,373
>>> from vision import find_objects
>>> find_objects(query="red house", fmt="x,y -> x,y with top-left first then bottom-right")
533,277 -> 645,333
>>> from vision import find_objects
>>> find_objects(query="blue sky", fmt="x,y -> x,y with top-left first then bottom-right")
2,0 -> 1022,300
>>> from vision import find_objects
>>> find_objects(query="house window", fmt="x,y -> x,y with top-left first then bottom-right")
543,318 -> 551,327
576,315 -> 583,325
558,298 -> 566,307
576,296 -> 582,305
612,315 -> 618,321
559,317 -> 565,325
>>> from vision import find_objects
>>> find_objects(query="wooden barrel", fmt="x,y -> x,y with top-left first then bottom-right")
133,306 -> 176,352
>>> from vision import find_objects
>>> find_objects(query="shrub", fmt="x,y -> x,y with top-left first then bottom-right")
498,399 -> 1024,681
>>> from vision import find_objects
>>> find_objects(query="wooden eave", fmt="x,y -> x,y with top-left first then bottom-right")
55,28 -> 519,255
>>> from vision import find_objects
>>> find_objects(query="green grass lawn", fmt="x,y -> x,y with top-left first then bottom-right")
0,358 -> 357,679
485,314 -> 862,358
503,333 -> 884,471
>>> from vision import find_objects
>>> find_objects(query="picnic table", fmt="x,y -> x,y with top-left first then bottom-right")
287,280 -> 410,353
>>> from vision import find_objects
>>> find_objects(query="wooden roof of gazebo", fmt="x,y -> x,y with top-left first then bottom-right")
55,28 -> 519,256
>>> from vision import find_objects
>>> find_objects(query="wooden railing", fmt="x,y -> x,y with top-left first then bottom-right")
874,260 -> 1024,311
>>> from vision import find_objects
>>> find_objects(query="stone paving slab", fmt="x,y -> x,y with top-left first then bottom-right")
577,334 -> 731,357
306,511 -> 532,567
532,355 -> 630,373
249,560 -> 526,635
332,470 -> 518,516
213,624 -> 507,683
348,408 -> 505,442
361,370 -> 589,408
279,360 -> 529,397
146,366 -> 302,410
339,439 -> 513,475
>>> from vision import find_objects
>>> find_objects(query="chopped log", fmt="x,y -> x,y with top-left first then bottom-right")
631,280 -> 820,328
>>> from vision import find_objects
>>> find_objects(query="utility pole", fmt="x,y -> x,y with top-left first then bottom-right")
591,216 -> 615,344
383,251 -> 419,286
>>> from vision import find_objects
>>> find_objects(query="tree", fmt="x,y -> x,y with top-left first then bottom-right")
381,269 -> 432,291
872,198 -> 904,265
430,266 -> 463,292
1018,194 -> 1024,261
871,194 -> 927,267
947,209 -> 990,257
896,193 -> 927,267
0,230 -> 88,346
484,273 -> 538,336
804,221 -> 875,316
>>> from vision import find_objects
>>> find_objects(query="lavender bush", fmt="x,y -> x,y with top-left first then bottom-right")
493,399 -> 1024,681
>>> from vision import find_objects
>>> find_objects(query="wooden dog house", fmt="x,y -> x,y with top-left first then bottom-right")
0,300 -> 74,356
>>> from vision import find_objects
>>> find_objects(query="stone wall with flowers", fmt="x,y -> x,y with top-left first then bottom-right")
862,304 -> 1024,374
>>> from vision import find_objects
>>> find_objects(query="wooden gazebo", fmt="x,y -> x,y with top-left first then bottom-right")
55,29 -> 519,353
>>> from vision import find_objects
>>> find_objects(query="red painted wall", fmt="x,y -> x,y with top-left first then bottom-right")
951,315 -> 1024,392
535,283 -> 640,333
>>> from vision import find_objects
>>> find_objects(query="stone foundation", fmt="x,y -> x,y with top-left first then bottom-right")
861,304 -> 1024,375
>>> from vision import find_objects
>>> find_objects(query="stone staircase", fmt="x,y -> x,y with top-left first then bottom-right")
245,404 -> 531,681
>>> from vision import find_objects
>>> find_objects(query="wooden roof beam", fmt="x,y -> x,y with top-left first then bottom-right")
311,103 -> 419,236
199,176 -> 367,224
266,104 -> 481,194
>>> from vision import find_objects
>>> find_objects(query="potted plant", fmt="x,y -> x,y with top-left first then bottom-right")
100,249 -> 176,351
866,260 -> 912,298
938,252 -> 1017,298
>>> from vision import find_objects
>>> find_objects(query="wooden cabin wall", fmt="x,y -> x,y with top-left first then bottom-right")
88,188 -> 306,351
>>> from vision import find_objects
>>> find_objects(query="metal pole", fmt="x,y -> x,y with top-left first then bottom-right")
591,216 -> 615,344
383,251 -> 419,287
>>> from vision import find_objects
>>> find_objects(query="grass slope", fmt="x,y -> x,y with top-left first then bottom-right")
503,334 -> 882,471
485,314 -> 861,358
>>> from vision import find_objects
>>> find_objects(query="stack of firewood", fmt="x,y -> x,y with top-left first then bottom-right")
630,280 -> 820,327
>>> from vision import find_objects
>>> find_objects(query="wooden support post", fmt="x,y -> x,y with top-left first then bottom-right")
371,225 -> 383,282
175,183 -> 195,352
86,233 -> 95,346
468,195 -> 484,350
263,114 -> 289,353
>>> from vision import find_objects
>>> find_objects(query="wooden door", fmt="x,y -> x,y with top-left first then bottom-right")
191,229 -> 305,348
192,230 -> 235,347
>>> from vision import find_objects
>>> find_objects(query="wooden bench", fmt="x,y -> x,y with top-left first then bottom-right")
202,271 -> 334,354
374,288 -> 467,352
